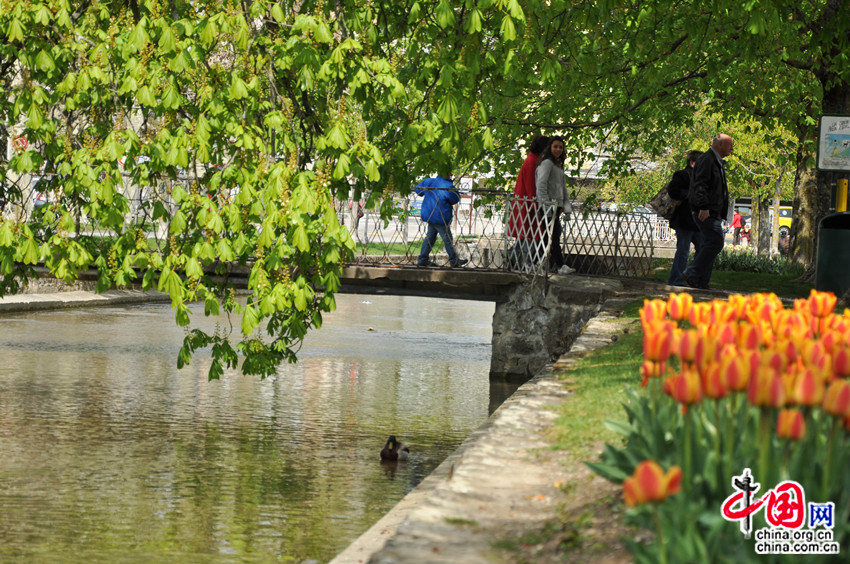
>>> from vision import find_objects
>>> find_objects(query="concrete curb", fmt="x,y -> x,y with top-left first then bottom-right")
0,289 -> 172,313
331,292 -> 650,564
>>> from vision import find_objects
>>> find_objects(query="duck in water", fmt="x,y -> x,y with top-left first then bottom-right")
380,435 -> 409,461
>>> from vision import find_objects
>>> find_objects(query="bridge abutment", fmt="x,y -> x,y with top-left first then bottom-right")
489,275 -> 626,383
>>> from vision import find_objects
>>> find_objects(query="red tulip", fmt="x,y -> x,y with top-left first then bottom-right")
777,409 -> 806,441
623,461 -> 683,507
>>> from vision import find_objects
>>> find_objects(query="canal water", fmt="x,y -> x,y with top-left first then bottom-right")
0,294 -> 495,563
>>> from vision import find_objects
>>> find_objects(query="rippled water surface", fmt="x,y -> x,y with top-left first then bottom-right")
0,294 -> 494,562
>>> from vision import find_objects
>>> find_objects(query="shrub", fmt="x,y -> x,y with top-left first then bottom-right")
713,248 -> 805,277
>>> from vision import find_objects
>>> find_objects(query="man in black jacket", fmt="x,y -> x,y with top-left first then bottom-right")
667,150 -> 703,286
682,134 -> 734,289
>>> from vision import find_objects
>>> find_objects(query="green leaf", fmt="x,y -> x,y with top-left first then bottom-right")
435,0 -> 455,28
292,224 -> 310,252
315,22 -> 333,43
36,50 -> 55,72
241,304 -> 259,334
186,256 -> 203,279
136,85 -> 156,106
229,76 -> 249,99
158,25 -> 177,52
170,210 -> 187,234
500,15 -> 516,41
129,20 -> 148,51
7,19 -> 24,42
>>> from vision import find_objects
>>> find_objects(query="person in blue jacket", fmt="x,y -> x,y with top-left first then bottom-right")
414,172 -> 468,267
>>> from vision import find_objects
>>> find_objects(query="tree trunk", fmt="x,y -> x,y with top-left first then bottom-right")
791,82 -> 850,268
754,196 -> 771,256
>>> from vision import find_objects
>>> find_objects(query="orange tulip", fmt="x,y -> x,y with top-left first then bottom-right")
775,338 -> 798,367
792,368 -> 825,406
689,303 -> 711,327
710,300 -> 737,324
808,290 -> 837,318
820,330 -> 840,354
640,299 -> 668,327
737,322 -> 762,350
834,346 -> 850,378
623,460 -> 683,507
641,360 -> 666,387
713,322 -> 738,348
667,292 -> 693,322
823,379 -> 850,418
761,349 -> 786,375
643,321 -> 675,362
701,363 -> 728,399
665,368 -> 703,409
720,347 -> 749,392
777,409 -> 806,441
677,329 -> 700,364
748,366 -> 786,408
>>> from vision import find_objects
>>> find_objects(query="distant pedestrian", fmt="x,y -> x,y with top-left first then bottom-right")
415,169 -> 467,268
507,134 -> 548,268
536,136 -> 575,274
667,150 -> 703,287
682,134 -> 734,289
731,209 -> 742,245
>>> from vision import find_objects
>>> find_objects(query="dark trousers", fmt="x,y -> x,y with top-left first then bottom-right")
683,215 -> 724,289
668,228 -> 702,286
544,216 -> 564,270
733,227 -> 741,245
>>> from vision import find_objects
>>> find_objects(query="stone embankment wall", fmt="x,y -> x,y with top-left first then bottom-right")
489,275 -> 627,382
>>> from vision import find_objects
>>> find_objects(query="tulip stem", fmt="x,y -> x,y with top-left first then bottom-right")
725,394 -> 737,481
684,409 -> 692,491
759,408 -> 771,486
653,505 -> 668,564
823,418 -> 840,502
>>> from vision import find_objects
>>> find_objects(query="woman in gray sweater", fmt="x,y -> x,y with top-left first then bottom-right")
535,136 -> 574,274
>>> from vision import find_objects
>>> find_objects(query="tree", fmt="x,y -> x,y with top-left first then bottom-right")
0,0 -> 522,378
477,0 -> 850,269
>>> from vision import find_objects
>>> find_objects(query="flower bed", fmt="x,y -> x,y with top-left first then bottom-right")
590,290 -> 849,562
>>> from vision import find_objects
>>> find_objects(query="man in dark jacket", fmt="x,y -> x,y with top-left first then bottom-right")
667,150 -> 703,286
414,173 -> 468,267
682,134 -> 734,289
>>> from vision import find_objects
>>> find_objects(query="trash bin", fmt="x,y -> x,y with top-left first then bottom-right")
816,212 -> 850,297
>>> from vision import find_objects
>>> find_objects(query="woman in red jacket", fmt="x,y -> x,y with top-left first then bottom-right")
507,135 -> 548,268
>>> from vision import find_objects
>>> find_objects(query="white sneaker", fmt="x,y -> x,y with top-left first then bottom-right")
558,265 -> 576,274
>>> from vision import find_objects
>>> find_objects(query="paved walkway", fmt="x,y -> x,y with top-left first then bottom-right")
0,289 -> 171,313
332,293 -> 650,564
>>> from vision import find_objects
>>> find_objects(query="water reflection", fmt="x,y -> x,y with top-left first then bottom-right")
0,294 -> 494,562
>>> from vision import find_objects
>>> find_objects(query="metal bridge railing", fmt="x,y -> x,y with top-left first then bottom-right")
338,191 -> 659,278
